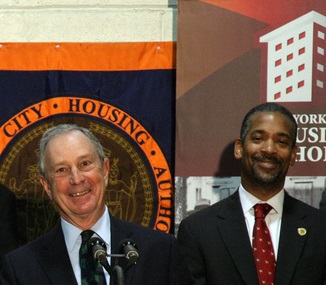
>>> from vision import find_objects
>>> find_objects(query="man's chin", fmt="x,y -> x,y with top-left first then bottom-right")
253,171 -> 282,186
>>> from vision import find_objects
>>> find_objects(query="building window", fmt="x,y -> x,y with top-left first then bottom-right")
318,31 -> 325,40
299,31 -> 306,39
317,80 -> 324,88
287,53 -> 293,61
298,80 -> 304,88
286,70 -> 293,77
298,64 -> 305,71
275,43 -> 282,51
299,47 -> 305,55
317,47 -> 325,55
275,75 -> 281,83
274,92 -> 281,100
287,38 -> 294,45
286,86 -> 293,94
275,59 -> 282,66
317,63 -> 324,72
294,182 -> 312,205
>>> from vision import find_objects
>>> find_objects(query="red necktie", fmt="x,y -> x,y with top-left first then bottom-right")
252,203 -> 275,285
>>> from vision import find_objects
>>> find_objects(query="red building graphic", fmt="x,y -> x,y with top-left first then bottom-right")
260,11 -> 326,106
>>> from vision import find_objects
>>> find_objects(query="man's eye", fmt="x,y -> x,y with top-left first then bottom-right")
82,161 -> 93,167
54,167 -> 70,177
252,137 -> 261,141
279,140 -> 289,146
56,167 -> 67,173
80,161 -> 96,170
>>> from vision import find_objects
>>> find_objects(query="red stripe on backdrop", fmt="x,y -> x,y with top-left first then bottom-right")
200,0 -> 326,25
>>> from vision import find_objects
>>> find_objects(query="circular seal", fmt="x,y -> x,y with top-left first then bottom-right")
0,97 -> 173,244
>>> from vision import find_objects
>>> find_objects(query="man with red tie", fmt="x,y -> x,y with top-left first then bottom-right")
177,102 -> 326,285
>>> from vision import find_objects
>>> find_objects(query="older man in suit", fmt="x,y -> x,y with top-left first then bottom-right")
177,103 -> 326,285
0,124 -> 193,285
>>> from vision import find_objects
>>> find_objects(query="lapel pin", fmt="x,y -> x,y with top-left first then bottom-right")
297,228 -> 307,236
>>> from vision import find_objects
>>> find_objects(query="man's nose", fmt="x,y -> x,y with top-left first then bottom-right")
261,139 -> 277,153
69,168 -> 85,184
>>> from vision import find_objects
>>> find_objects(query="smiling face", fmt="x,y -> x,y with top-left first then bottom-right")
234,112 -> 297,199
40,130 -> 109,229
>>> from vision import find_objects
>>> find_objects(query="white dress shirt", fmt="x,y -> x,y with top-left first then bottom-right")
239,184 -> 284,259
61,206 -> 111,285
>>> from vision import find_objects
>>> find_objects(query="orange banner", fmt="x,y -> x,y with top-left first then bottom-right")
0,42 -> 176,71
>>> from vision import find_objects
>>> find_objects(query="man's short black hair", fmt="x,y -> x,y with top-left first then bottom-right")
240,102 -> 297,147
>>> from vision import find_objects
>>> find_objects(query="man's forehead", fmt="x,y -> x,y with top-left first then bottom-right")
250,111 -> 291,125
248,112 -> 293,134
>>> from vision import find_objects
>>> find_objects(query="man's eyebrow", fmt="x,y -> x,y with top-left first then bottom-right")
276,133 -> 293,142
249,130 -> 265,136
277,132 -> 291,137
249,130 -> 292,139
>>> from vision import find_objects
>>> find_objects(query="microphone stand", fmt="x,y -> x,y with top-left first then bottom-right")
88,237 -> 137,285
113,264 -> 125,285
101,253 -> 126,285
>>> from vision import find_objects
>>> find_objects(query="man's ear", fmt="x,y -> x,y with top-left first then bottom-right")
103,157 -> 110,187
40,176 -> 52,200
290,145 -> 297,166
234,138 -> 243,160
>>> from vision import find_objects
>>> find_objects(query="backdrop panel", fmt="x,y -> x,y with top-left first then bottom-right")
175,0 -> 326,228
0,42 -> 176,244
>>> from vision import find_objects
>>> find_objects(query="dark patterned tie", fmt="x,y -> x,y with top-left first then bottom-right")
79,230 -> 107,285
252,203 -> 275,285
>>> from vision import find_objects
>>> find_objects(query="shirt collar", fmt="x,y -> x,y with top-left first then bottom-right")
62,206 -> 111,252
239,183 -> 284,216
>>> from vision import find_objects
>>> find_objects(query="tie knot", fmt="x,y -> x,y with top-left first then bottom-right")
81,230 -> 94,244
254,203 -> 273,219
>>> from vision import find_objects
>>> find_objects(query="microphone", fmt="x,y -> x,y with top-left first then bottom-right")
87,237 -> 108,263
119,239 -> 139,265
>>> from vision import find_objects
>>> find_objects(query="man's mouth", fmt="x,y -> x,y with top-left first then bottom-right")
253,155 -> 283,170
254,155 -> 282,164
258,161 -> 279,169
69,189 -> 91,197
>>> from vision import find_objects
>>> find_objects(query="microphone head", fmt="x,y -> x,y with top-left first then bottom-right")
119,239 -> 139,265
87,237 -> 107,262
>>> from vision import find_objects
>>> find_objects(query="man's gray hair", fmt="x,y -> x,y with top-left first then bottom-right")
38,124 -> 106,178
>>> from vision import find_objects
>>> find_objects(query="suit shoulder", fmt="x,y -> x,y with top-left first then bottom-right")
180,194 -> 235,224
286,193 -> 319,213
4,222 -> 61,258
114,217 -> 175,241
284,194 -> 326,222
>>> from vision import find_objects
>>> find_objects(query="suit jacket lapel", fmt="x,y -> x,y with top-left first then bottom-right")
274,193 -> 309,285
37,223 -> 77,285
216,191 -> 259,285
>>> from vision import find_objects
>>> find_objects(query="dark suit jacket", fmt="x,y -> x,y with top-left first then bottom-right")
177,190 -> 326,285
0,213 -> 194,285
0,186 -> 18,269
